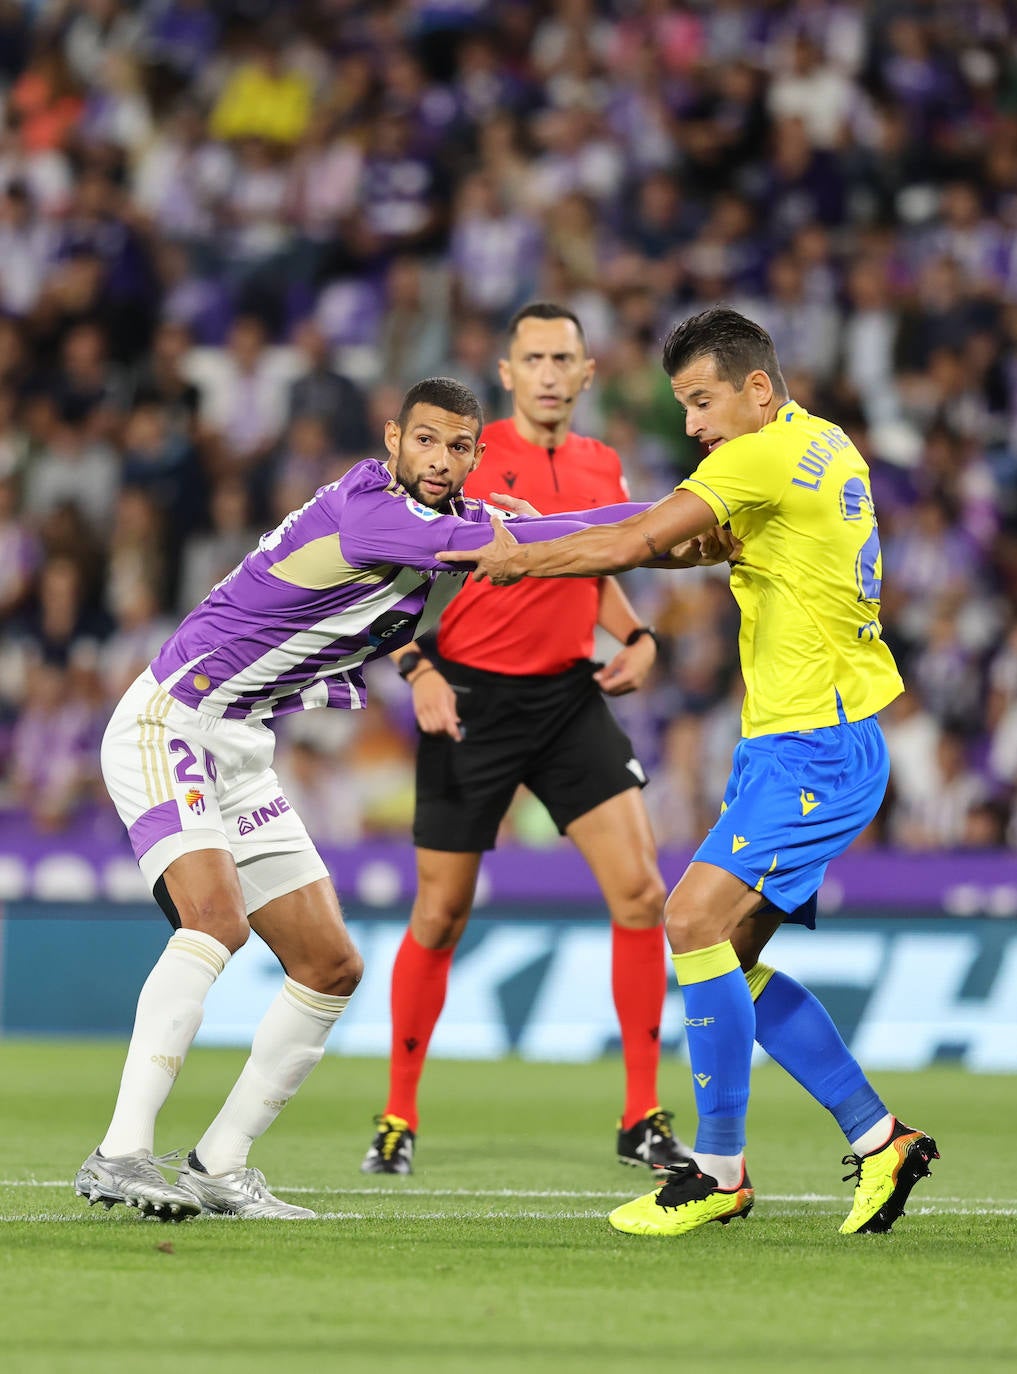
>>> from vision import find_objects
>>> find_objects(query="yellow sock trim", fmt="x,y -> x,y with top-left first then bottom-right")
672,940 -> 739,986
745,962 -> 776,1002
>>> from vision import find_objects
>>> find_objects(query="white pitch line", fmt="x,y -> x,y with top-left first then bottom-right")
304,1211 -> 615,1221
0,1180 -> 734,1198
0,1210 -> 615,1223
3,1181 -> 1014,1206
2,1206 -> 1016,1224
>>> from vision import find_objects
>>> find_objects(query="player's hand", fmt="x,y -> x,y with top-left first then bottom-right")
441,515 -> 524,585
670,526 -> 743,566
594,633 -> 657,696
410,666 -> 462,740
696,525 -> 743,565
487,493 -> 541,517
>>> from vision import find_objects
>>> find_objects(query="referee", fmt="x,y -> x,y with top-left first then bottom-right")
362,303 -> 689,1175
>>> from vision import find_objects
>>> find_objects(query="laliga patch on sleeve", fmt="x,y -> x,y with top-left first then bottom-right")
405,496 -> 441,521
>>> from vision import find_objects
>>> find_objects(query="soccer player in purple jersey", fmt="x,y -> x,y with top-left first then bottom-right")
75,376 -> 635,1221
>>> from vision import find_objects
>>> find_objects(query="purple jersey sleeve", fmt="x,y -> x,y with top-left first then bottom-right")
436,501 -> 655,564
337,485 -> 634,572
336,485 -> 488,571
439,513 -> 600,562
506,501 -> 652,527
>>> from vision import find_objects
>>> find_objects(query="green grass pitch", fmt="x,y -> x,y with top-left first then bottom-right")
1,1042 -> 1013,1373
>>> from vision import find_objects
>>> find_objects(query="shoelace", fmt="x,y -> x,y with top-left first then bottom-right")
647,1110 -> 675,1139
131,1149 -> 188,1182
154,1148 -> 189,1170
381,1127 -> 405,1160
158,1152 -> 270,1198
373,1115 -> 409,1160
655,1161 -> 709,1209
841,1152 -> 864,1185
230,1167 -> 270,1198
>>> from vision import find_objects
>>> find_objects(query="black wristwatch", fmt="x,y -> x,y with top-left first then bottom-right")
625,625 -> 661,651
396,650 -> 425,680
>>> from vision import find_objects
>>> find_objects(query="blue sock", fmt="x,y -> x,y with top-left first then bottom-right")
674,941 -> 755,1156
749,966 -> 887,1143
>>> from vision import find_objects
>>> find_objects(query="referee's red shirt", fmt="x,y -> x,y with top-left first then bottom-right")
437,418 -> 630,675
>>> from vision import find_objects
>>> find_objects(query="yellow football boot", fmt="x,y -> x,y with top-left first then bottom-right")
609,1160 -> 754,1236
616,1108 -> 693,1170
360,1114 -> 416,1175
839,1120 -> 939,1234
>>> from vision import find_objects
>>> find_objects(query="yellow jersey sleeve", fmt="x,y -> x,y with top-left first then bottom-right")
677,432 -> 786,522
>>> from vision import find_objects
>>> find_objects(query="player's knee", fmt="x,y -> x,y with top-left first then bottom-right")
410,901 -> 470,950
663,902 -> 725,954
331,944 -> 365,996
302,944 -> 364,997
611,872 -> 667,929
181,900 -> 250,953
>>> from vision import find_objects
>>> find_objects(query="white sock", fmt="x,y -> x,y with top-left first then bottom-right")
194,977 -> 350,1176
850,1113 -> 895,1157
692,1152 -> 745,1189
100,929 -> 230,1157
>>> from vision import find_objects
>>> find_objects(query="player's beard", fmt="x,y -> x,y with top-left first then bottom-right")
395,453 -> 458,512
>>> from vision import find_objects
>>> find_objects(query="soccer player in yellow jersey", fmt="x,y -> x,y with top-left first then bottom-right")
442,308 -> 939,1237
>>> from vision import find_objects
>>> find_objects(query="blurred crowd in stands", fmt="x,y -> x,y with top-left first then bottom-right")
2,0 -> 1017,854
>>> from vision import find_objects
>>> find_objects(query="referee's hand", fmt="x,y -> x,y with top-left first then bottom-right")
411,666 -> 463,740
487,493 -> 541,517
594,633 -> 657,696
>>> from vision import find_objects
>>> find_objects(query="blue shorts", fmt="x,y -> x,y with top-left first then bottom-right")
693,716 -> 890,927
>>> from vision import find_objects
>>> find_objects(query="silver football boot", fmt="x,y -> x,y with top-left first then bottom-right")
175,1155 -> 315,1219
75,1148 -> 202,1220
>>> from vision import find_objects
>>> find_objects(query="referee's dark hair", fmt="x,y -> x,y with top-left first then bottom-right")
661,307 -> 788,399
507,301 -> 587,349
397,376 -> 484,432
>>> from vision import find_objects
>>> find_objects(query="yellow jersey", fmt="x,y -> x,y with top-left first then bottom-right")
678,400 -> 903,737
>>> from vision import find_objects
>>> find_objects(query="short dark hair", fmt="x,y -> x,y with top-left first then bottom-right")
506,301 -> 587,349
661,307 -> 788,397
397,376 -> 483,431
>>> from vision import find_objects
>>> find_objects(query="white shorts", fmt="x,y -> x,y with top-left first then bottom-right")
102,668 -> 329,914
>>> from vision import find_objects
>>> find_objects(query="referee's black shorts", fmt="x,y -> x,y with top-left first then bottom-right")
412,655 -> 648,853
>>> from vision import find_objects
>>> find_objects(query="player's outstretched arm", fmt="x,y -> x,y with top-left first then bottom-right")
439,500 -> 658,567
674,525 -> 743,567
439,509 -> 609,559
338,483 -> 607,574
512,500 -> 655,525
441,490 -> 720,584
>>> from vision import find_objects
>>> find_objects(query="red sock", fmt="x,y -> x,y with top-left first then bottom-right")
612,923 -> 667,1130
383,929 -> 454,1132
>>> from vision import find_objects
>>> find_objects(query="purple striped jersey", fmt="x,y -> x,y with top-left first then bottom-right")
151,458 -> 492,721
